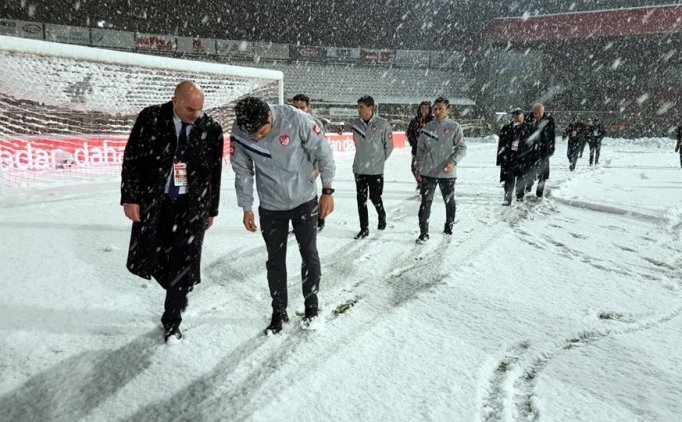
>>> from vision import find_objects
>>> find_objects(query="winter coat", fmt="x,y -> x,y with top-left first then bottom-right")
415,117 -> 467,179
407,113 -> 433,156
121,101 -> 224,288
564,122 -> 585,159
526,112 -> 556,179
497,121 -> 532,182
586,123 -> 606,147
677,125 -> 682,153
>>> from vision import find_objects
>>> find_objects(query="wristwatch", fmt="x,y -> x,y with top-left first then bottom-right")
322,187 -> 335,195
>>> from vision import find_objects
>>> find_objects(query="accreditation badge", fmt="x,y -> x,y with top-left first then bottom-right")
173,162 -> 188,186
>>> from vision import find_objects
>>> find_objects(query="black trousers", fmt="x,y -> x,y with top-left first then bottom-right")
525,159 -> 548,197
579,138 -> 588,157
354,173 -> 386,230
567,142 -> 580,171
156,196 -> 192,327
589,141 -> 601,165
503,176 -> 525,203
418,176 -> 456,235
259,198 -> 320,313
410,155 -> 421,188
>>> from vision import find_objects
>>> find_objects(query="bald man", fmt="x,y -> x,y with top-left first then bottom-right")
121,80 -> 224,343
525,103 -> 556,198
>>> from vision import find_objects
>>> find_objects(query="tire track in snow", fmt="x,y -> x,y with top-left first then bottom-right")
144,190 -> 557,421
480,307 -> 682,422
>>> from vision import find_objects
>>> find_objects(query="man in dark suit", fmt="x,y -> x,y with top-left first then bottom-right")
497,108 -> 532,205
525,103 -> 556,198
121,81 -> 224,343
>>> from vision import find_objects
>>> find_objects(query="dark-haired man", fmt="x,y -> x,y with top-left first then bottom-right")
497,108 -> 532,205
350,95 -> 394,239
291,93 -> 328,231
414,97 -> 467,243
230,97 -> 335,334
586,118 -> 606,166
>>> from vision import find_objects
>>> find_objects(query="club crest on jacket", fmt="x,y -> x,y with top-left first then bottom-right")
279,135 -> 290,146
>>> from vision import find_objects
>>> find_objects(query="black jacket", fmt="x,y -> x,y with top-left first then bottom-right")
564,122 -> 585,158
407,113 -> 433,156
586,123 -> 606,146
497,121 -> 533,182
121,101 -> 224,286
526,112 -> 556,178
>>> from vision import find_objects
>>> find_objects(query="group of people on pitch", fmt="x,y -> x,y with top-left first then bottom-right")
119,81 -> 521,342
493,104 -> 556,206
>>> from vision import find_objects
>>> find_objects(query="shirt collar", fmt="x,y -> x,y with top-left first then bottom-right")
172,110 -> 194,127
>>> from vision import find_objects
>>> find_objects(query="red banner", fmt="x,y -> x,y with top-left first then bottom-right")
0,133 -> 407,171
488,5 -> 682,43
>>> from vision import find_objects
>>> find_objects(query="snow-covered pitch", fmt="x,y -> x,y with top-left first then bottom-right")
1,138 -> 681,421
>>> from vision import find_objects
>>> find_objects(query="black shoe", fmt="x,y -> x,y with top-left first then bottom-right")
443,225 -> 453,235
503,200 -> 511,206
516,196 -> 524,202
163,324 -> 183,343
377,219 -> 386,230
265,310 -> 289,335
416,233 -> 429,244
354,229 -> 369,239
304,307 -> 318,321
317,219 -> 325,232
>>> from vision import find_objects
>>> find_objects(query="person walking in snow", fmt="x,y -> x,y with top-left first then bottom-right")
563,118 -> 586,171
525,103 -> 555,198
350,95 -> 394,239
121,81 -> 224,343
497,108 -> 532,205
407,101 -> 433,192
230,97 -> 335,334
414,97 -> 467,243
291,93 -> 328,232
586,118 -> 606,166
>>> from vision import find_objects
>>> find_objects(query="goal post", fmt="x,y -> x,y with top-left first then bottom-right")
0,35 -> 284,188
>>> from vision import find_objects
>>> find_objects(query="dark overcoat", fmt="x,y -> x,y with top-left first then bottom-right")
497,121 -> 533,182
526,113 -> 556,179
120,101 -> 223,288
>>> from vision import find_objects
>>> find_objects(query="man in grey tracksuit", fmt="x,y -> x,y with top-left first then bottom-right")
351,95 -> 394,239
414,97 -> 467,243
231,97 -> 336,334
292,93 -> 328,231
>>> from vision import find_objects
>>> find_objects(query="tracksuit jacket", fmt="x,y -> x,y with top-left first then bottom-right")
350,114 -> 394,175
415,117 -> 467,178
230,105 -> 335,211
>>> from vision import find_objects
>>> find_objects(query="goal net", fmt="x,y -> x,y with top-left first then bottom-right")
0,35 -> 283,189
